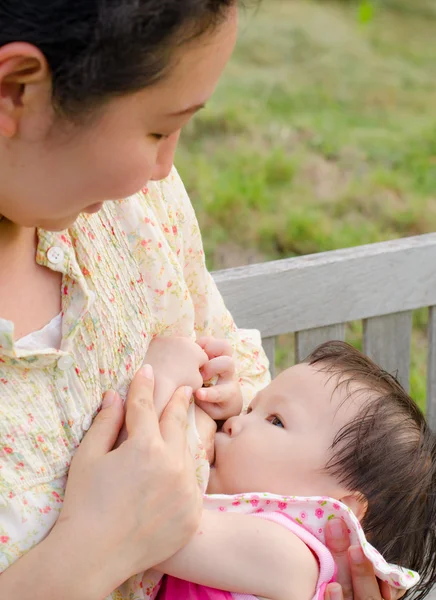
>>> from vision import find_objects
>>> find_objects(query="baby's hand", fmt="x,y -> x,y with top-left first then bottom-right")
113,337 -> 207,449
145,336 -> 208,392
195,337 -> 243,420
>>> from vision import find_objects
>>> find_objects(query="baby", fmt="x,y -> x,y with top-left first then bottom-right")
142,337 -> 436,600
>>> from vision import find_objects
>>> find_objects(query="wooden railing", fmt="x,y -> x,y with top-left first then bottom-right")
214,233 -> 436,429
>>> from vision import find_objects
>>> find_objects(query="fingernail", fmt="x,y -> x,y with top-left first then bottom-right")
350,546 -> 365,564
327,583 -> 343,600
102,390 -> 116,408
185,386 -> 193,399
196,389 -> 206,401
330,518 -> 345,539
140,364 -> 154,380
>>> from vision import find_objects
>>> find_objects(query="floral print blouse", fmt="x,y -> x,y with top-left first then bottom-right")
0,168 -> 270,599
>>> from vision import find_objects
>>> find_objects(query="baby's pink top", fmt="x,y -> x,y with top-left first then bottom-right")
157,511 -> 337,600
153,493 -> 420,599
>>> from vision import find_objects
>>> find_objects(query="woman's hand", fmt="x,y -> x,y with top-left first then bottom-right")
195,337 -> 243,420
325,519 -> 406,600
51,366 -> 202,599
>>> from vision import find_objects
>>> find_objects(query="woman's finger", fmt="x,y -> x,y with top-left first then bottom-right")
379,580 -> 405,600
326,583 -> 345,600
201,356 -> 235,382
124,365 -> 160,440
159,386 -> 192,448
325,519 -> 354,600
73,390 -> 125,463
379,581 -> 393,600
349,546 -> 383,600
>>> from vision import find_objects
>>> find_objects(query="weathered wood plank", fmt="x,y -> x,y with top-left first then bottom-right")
363,312 -> 412,391
295,324 -> 346,362
427,306 -> 436,431
262,337 -> 276,378
213,234 -> 436,338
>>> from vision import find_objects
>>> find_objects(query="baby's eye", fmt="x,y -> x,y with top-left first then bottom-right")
246,407 -> 252,415
269,416 -> 284,428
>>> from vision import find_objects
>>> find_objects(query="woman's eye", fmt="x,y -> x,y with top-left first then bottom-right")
270,416 -> 284,428
151,133 -> 169,141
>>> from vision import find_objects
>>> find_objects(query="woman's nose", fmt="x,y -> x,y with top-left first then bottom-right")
151,131 -> 181,181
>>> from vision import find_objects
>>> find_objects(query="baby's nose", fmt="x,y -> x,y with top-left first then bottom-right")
222,415 -> 241,437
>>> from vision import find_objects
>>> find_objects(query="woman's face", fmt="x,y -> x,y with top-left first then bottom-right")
0,9 -> 238,231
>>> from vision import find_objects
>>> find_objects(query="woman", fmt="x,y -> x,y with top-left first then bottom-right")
0,1 -> 402,599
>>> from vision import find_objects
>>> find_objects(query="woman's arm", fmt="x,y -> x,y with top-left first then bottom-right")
155,509 -> 318,600
0,529 -> 91,600
0,370 -> 201,600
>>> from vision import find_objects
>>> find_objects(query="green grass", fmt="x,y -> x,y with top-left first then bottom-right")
176,0 -> 436,410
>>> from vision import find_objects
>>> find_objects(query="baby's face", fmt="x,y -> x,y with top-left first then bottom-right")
207,363 -> 362,499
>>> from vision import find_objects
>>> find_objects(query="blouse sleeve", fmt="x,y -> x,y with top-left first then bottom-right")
159,168 -> 271,409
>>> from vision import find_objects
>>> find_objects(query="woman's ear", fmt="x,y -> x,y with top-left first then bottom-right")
0,42 -> 51,138
339,493 -> 368,521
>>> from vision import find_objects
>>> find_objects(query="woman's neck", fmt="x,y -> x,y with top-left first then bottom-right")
0,219 -> 62,338
0,219 -> 38,269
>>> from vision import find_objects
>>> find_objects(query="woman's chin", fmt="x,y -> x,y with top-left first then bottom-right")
36,216 -> 81,231
38,204 -> 105,231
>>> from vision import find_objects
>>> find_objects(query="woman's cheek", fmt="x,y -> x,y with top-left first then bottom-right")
92,140 -> 158,200
97,156 -> 155,200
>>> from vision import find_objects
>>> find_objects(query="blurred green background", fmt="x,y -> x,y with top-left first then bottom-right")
176,0 -> 436,409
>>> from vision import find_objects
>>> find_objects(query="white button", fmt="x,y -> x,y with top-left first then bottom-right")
82,415 -> 93,432
47,246 -> 64,265
57,354 -> 74,371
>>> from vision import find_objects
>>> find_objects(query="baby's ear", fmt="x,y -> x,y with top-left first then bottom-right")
340,493 -> 368,521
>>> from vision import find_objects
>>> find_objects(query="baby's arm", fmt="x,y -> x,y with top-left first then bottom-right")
155,509 -> 319,600
114,337 -> 208,447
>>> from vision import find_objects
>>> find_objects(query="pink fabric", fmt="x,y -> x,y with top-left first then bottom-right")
158,577 -> 233,599
157,511 -> 336,600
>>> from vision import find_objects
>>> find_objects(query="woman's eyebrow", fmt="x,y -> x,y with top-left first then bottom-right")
168,103 -> 206,117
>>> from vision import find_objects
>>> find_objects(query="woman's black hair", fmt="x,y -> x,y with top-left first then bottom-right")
0,0 -> 239,116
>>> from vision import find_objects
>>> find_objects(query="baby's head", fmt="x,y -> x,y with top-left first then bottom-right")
208,341 -> 436,591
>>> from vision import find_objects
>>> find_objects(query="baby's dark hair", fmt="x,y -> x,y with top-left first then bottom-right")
0,0 -> 243,117
306,341 -> 436,600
